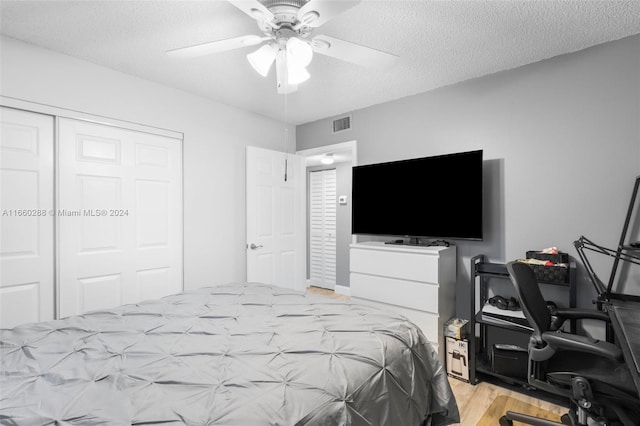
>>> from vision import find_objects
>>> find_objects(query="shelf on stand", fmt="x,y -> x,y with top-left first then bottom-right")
469,254 -> 577,397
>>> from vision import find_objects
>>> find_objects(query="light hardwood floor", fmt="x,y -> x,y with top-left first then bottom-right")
447,377 -> 566,425
307,285 -> 350,300
307,286 -> 567,425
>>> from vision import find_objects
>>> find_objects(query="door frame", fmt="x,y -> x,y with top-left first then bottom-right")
296,140 -> 357,296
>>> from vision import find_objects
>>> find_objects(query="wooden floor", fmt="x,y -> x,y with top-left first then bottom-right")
447,377 -> 566,425
306,286 -> 567,425
307,285 -> 350,300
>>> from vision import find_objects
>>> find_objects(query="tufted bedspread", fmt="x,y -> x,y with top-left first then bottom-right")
0,283 -> 459,425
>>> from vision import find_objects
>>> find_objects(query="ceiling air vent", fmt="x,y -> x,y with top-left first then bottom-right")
332,115 -> 351,133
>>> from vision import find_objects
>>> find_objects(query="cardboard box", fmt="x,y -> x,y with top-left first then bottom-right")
445,336 -> 469,382
443,318 -> 469,340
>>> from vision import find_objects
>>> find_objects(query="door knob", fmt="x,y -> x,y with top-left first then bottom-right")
249,243 -> 263,250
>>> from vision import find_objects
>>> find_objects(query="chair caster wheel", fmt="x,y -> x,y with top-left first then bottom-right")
499,415 -> 513,426
561,413 -> 572,425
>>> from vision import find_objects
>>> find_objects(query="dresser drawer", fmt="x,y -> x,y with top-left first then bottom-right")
351,296 -> 440,345
351,272 -> 439,313
350,247 -> 440,283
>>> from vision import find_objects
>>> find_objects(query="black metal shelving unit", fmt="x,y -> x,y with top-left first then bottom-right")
574,175 -> 640,343
575,175 -> 640,306
469,255 -> 577,387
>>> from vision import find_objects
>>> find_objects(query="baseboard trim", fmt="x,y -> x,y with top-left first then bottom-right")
335,284 -> 351,297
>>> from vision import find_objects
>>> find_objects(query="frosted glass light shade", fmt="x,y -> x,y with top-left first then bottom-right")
247,44 -> 276,77
287,63 -> 310,85
286,37 -> 313,67
320,153 -> 334,165
285,37 -> 312,85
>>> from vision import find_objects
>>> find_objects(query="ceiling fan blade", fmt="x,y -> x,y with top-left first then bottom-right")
167,35 -> 265,59
311,35 -> 398,69
227,0 -> 275,24
275,50 -> 298,94
297,0 -> 361,27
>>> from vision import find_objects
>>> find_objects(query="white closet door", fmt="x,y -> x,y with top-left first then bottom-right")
0,107 -> 55,328
58,118 -> 182,318
309,169 -> 336,289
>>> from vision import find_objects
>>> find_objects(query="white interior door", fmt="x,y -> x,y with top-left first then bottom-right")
309,169 -> 337,289
246,146 -> 305,291
0,107 -> 55,328
58,118 -> 183,318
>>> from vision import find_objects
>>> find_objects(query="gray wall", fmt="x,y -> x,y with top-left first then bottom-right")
297,34 -> 640,321
306,162 -> 352,288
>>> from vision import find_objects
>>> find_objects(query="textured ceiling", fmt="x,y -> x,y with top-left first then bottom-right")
1,0 -> 640,125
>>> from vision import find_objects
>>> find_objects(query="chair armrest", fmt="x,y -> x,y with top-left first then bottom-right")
542,331 -> 622,361
553,308 -> 611,323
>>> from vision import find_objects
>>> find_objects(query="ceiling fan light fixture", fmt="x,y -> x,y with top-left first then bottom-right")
247,44 -> 276,77
275,48 -> 298,94
169,0 -> 400,94
287,63 -> 310,85
286,37 -> 313,67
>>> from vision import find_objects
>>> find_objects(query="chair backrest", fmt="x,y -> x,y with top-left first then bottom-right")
506,261 -> 552,336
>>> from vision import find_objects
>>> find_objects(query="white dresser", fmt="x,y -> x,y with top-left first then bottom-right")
349,241 -> 456,361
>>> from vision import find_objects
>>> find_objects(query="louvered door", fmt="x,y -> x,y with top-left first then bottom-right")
309,169 -> 336,289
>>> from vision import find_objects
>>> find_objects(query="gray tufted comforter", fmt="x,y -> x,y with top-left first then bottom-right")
0,283 -> 459,425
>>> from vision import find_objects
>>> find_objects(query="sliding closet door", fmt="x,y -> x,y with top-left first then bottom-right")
0,107 -> 55,328
57,118 -> 182,318
309,169 -> 336,290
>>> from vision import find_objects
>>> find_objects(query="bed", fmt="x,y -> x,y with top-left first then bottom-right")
0,283 -> 459,425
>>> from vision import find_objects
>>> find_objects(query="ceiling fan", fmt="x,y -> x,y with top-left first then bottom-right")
166,0 -> 399,94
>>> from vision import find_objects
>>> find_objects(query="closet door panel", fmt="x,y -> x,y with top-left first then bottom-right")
309,169 -> 336,290
0,107 -> 54,328
58,118 -> 182,318
131,131 -> 181,295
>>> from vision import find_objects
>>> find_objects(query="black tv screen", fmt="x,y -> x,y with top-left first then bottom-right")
351,150 -> 483,241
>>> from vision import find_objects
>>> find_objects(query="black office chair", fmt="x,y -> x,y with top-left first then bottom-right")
502,261 -> 640,426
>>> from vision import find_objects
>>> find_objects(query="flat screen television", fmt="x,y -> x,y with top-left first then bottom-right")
351,149 -> 483,242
